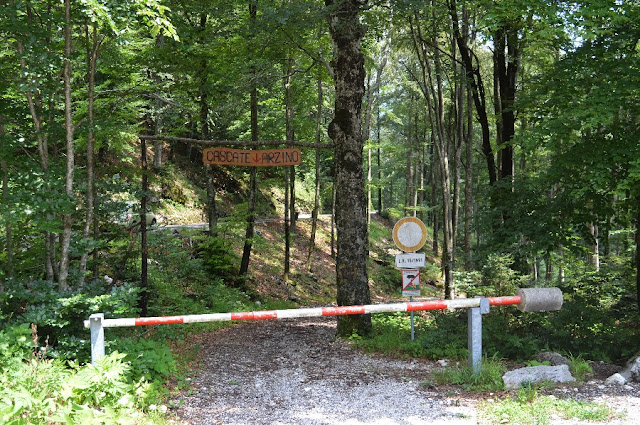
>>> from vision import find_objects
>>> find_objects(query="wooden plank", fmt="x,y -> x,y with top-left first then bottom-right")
203,147 -> 302,167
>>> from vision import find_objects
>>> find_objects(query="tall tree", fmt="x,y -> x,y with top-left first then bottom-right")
240,0 -> 259,277
325,0 -> 371,336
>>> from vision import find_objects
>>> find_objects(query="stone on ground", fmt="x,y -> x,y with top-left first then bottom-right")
503,365 -> 575,390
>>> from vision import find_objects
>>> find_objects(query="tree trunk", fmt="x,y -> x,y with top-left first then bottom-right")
284,164 -> 291,281
588,222 -> 600,271
207,166 -> 218,236
464,84 -> 473,268
307,73 -> 323,271
331,176 -> 336,258
1,122 -> 12,285
326,0 -> 371,336
430,133 -> 439,256
448,1 -> 496,185
363,14 -> 392,224
376,105 -> 383,214
404,123 -> 414,216
283,56 -> 294,281
635,197 -> 640,311
139,139 -> 149,316
411,10 -> 454,298
78,23 -> 99,287
545,253 -> 553,281
287,56 -> 297,231
58,0 -> 74,290
493,26 -> 519,182
240,1 -> 259,277
153,34 -> 165,170
16,31 -> 55,281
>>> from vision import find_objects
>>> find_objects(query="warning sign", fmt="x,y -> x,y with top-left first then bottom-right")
203,147 -> 302,167
392,217 -> 427,252
402,269 -> 421,297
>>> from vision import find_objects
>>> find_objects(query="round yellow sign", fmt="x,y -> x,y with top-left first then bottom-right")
392,217 -> 427,252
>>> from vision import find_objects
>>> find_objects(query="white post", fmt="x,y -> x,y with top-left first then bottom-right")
89,313 -> 105,365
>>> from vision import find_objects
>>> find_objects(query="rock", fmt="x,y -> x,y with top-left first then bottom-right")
502,365 -> 576,389
606,373 -> 627,385
607,352 -> 640,384
532,351 -> 570,366
625,355 -> 640,382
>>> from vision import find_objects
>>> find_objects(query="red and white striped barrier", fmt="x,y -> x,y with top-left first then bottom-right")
86,287 -> 562,372
84,296 -> 521,329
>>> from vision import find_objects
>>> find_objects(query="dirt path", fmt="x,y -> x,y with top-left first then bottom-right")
172,317 -> 640,425
173,317 -> 477,425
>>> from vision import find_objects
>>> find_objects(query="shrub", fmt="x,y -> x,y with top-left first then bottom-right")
113,337 -> 177,384
1,280 -> 141,363
194,235 -> 240,282
0,343 -> 161,424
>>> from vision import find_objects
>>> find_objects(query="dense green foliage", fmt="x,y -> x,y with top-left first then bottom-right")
357,255 -> 639,362
0,0 -> 639,421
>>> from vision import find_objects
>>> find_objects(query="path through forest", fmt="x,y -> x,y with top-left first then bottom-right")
173,317 -> 477,424
172,317 -> 640,425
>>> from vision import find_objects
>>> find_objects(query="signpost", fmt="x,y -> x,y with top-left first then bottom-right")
203,147 -> 302,167
393,217 -> 428,341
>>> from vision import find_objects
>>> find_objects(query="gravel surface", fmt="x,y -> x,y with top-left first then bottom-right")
172,317 -> 640,425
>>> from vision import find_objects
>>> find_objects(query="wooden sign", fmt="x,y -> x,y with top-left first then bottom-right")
203,147 -> 302,167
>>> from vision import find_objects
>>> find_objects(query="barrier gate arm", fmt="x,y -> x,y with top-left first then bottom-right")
85,288 -> 563,373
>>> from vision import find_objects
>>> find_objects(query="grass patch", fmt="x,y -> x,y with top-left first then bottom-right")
480,387 -> 616,425
568,354 -> 593,382
351,313 -> 431,358
430,356 -> 506,391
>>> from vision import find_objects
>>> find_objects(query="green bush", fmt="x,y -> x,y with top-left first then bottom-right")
112,337 -> 177,384
547,265 -> 640,361
194,235 -> 240,281
0,348 -> 160,424
1,280 -> 141,363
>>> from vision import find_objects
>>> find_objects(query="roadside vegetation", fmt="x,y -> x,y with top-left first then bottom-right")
1,0 -> 638,423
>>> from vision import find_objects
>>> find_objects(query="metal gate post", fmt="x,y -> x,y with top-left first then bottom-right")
89,313 -> 105,365
468,298 -> 490,374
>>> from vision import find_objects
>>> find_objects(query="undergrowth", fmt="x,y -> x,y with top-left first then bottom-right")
479,384 -> 616,425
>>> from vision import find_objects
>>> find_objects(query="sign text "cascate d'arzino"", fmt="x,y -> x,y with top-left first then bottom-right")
203,147 -> 302,167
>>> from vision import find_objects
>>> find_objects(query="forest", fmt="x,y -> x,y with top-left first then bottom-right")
1,0 -> 639,423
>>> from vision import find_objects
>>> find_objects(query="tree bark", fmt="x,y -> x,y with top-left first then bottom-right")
153,35 -> 165,170
448,0 -> 496,185
1,121 -> 12,286
464,84 -> 473,268
78,23 -> 100,287
493,26 -> 519,182
139,139 -> 149,316
376,105 -> 383,214
307,72 -> 324,271
240,1 -> 259,277
326,0 -> 371,336
58,0 -> 74,290
635,196 -> 640,311
284,55 -> 296,281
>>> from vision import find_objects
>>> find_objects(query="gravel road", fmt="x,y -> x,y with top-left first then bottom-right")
172,317 -> 640,425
